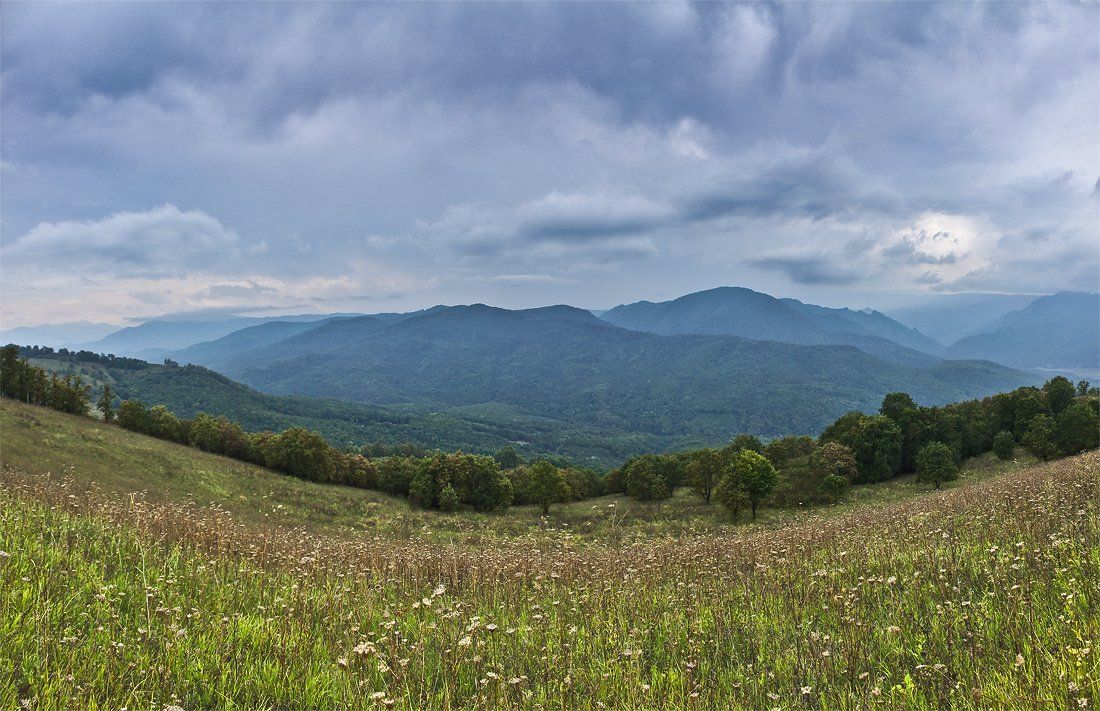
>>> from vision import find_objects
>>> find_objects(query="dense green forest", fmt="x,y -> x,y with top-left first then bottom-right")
216,305 -> 1035,442
14,345 -> 659,466
4,344 -> 1096,521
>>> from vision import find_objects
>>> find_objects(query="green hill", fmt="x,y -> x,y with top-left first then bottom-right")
20,349 -> 661,466
220,303 -> 1034,441
601,286 -> 945,362
2,396 -> 1096,709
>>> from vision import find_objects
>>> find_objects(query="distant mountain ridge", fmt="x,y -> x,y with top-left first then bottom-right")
600,287 -> 944,365
945,292 -> 1099,375
886,293 -> 1039,344
82,313 -> 362,359
200,302 -> 1034,443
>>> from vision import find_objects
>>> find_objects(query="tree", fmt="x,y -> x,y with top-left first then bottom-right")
880,392 -> 918,422
1044,376 -> 1076,416
622,455 -> 671,501
266,428 -> 335,482
527,460 -> 572,514
562,467 -> 600,500
728,450 -> 779,520
809,442 -> 858,482
116,400 -> 150,432
992,430 -> 1015,460
438,482 -> 460,512
1021,414 -> 1058,461
822,413 -> 902,483
408,468 -> 436,509
915,441 -> 958,489
97,384 -> 115,423
1012,388 -> 1049,435
1055,402 -> 1099,456
493,446 -> 521,470
685,448 -> 723,502
146,405 -> 183,442
713,473 -> 748,520
723,434 -> 764,458
1077,380 -> 1091,397
762,436 -> 814,468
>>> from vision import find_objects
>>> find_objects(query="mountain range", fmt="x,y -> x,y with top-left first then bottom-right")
10,285 -> 1095,462
159,302 -> 1031,443
944,292 -> 1099,375
601,287 -> 944,365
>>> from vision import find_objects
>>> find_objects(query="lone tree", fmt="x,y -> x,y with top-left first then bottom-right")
915,441 -> 958,489
727,450 -> 779,520
685,448 -> 722,502
992,430 -> 1015,460
97,384 -> 115,423
527,460 -> 572,514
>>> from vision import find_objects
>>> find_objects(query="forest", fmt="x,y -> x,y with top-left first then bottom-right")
3,343 -> 1096,520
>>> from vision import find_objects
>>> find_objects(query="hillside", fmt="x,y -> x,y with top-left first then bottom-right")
168,317 -> 351,371
601,287 -> 944,364
886,293 -> 1039,344
21,349 -> 662,465
2,398 -> 1096,709
84,313 -> 356,359
945,291 -> 1100,375
218,303 -> 1034,441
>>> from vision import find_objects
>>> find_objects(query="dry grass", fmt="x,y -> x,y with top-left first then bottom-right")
3,437 -> 1098,709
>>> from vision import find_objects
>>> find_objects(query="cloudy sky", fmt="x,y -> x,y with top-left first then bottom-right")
2,2 -> 1098,327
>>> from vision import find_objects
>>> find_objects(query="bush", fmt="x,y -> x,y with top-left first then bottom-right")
818,473 -> 849,503
992,430 -> 1015,460
438,483 -> 460,512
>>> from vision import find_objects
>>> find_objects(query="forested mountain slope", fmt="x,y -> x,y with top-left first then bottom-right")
601,287 -> 943,364
218,303 -> 1034,441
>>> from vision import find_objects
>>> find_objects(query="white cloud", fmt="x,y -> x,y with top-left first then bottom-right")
3,204 -> 240,277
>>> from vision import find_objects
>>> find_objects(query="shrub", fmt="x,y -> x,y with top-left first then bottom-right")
438,483 -> 460,512
992,430 -> 1015,460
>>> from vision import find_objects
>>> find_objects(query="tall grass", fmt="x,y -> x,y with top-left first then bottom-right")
3,447 -> 1097,709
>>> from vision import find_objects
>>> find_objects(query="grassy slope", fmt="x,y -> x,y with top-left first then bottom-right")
0,399 -> 1041,541
2,400 -> 1097,709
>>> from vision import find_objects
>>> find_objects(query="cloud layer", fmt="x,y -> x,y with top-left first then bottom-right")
1,2 -> 1097,326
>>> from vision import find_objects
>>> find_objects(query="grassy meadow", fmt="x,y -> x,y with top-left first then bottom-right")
2,399 -> 1098,709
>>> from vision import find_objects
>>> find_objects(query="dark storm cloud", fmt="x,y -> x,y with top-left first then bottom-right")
747,255 -> 860,286
1,1 -> 1097,325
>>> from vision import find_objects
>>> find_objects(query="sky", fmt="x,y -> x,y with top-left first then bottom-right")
2,1 -> 1098,328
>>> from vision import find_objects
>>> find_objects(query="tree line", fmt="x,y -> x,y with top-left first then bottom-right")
2,344 -> 1097,518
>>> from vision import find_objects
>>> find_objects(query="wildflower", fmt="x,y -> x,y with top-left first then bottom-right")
801,686 -> 813,695
1015,654 -> 1024,668
337,658 -> 349,669
458,636 -> 472,648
